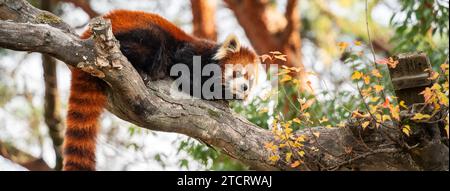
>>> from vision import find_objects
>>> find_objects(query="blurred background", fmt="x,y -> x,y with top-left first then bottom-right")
0,0 -> 448,170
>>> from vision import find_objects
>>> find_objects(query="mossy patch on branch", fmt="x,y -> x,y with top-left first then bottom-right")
207,109 -> 220,118
36,12 -> 62,24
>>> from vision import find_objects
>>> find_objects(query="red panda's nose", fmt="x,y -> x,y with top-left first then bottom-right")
242,84 -> 249,91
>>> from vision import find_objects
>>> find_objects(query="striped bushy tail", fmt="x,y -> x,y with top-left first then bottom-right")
63,69 -> 106,171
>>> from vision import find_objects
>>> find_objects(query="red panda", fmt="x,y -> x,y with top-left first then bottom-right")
63,10 -> 259,171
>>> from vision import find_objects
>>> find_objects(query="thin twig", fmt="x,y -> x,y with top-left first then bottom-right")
327,147 -> 401,171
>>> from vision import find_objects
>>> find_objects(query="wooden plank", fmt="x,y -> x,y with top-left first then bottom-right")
389,52 -> 433,107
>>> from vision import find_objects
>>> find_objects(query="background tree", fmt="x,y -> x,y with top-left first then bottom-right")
191,0 -> 217,41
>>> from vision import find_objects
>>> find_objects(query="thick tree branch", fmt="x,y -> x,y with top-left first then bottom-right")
0,20 -> 95,66
0,0 -> 447,171
0,140 -> 52,171
0,0 -> 74,33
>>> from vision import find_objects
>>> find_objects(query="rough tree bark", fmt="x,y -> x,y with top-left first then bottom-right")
0,0 -> 447,171
190,0 -> 217,41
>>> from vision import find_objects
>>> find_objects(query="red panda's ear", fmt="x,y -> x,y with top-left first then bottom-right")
214,34 -> 241,60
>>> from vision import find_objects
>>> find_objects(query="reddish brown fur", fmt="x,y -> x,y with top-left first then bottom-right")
105,10 -> 195,41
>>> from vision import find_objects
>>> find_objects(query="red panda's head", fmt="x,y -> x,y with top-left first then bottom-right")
213,34 -> 260,99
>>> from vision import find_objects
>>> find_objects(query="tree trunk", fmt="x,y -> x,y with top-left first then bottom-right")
40,0 -> 64,171
190,0 -> 217,41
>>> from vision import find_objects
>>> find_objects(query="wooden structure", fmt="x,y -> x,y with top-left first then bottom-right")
389,52 -> 433,107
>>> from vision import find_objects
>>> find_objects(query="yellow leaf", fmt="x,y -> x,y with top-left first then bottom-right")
420,87 -> 433,103
354,40 -> 362,46
382,115 -> 391,122
280,75 -> 292,83
293,118 -> 301,124
369,105 -> 378,114
298,97 -> 306,104
351,71 -> 364,80
363,75 -> 371,84
399,101 -> 408,109
375,113 -> 382,122
290,67 -> 302,73
361,87 -> 372,97
302,112 -> 311,118
260,54 -> 272,62
411,113 -> 431,121
270,51 -> 283,55
390,105 -> 400,121
374,85 -> 384,93
274,55 -> 287,61
282,122 -> 291,129
369,96 -> 380,103
402,125 -> 411,136
337,121 -> 346,128
371,69 -> 383,78
293,142 -> 304,148
387,57 -> 399,68
326,125 -> 332,129
264,142 -> 278,152
319,116 -> 329,124
437,91 -> 449,106
277,69 -> 290,76
361,121 -> 370,129
440,63 -> 449,77
431,83 -> 442,91
269,155 -> 280,163
296,135 -> 306,142
337,42 -> 349,51
285,152 -> 293,162
298,150 -> 305,157
428,71 -> 440,80
284,127 -> 293,135
441,63 -> 449,71
301,98 -> 316,111
291,160 -> 301,168
259,107 -> 269,114
281,65 -> 290,70
352,110 -> 370,119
